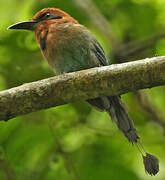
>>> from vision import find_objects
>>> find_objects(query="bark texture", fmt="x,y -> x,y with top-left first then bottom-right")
0,56 -> 165,121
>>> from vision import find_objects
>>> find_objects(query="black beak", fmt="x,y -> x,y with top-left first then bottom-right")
8,21 -> 38,31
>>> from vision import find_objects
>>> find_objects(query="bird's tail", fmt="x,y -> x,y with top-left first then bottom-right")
107,96 -> 139,142
88,97 -> 159,175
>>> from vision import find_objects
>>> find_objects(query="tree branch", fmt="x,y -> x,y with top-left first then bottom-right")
1,56 -> 165,121
136,91 -> 165,131
112,33 -> 165,62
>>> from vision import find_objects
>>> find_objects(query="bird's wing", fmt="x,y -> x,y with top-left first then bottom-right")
91,39 -> 109,66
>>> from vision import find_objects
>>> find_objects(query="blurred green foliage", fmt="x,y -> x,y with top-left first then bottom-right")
0,0 -> 165,179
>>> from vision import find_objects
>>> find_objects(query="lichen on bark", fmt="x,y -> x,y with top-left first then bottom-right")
0,56 -> 165,121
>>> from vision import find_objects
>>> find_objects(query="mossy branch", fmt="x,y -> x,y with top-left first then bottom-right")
0,56 -> 165,121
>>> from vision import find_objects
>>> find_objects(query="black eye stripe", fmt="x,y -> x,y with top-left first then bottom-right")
35,13 -> 62,22
52,15 -> 62,19
37,12 -> 49,20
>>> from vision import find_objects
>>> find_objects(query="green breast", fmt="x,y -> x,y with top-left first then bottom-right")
46,23 -> 97,74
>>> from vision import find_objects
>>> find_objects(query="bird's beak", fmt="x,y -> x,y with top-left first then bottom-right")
8,20 -> 38,31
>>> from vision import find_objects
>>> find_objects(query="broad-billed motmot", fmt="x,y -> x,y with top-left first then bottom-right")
8,8 -> 159,175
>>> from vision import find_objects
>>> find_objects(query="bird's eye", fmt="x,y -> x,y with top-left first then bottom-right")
36,12 -> 62,22
36,12 -> 51,21
45,13 -> 50,18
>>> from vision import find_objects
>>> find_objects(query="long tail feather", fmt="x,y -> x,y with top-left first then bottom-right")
107,96 -> 139,142
87,96 -> 139,142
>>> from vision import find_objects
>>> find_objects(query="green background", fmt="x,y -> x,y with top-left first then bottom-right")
0,0 -> 165,179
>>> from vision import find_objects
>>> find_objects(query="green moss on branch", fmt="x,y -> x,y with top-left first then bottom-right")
0,56 -> 165,121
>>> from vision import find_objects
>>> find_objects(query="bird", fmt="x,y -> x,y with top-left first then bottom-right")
8,7 -> 159,176
8,8 -> 139,143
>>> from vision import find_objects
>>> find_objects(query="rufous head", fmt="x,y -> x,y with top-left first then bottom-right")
8,8 -> 78,31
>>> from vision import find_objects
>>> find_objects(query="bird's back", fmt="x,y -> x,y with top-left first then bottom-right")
42,22 -> 106,74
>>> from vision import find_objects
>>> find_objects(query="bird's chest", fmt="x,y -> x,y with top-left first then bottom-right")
42,24 -> 91,74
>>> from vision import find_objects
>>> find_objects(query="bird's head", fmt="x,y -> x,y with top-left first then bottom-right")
8,8 -> 78,31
